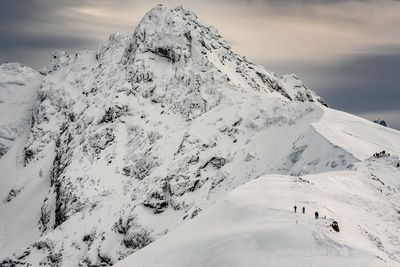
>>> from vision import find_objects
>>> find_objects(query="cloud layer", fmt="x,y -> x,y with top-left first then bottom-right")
0,0 -> 399,129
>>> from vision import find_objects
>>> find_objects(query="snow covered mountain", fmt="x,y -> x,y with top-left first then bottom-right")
1,5 -> 400,267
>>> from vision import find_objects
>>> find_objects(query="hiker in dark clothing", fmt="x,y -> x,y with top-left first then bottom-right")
375,151 -> 388,158
315,212 -> 319,219
302,206 -> 305,214
294,205 -> 297,213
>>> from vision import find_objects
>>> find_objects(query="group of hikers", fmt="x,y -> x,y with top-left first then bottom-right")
373,150 -> 400,167
373,150 -> 389,158
293,205 -> 319,219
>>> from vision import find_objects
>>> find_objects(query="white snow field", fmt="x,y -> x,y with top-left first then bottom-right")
115,163 -> 400,267
0,63 -> 41,158
1,4 -> 400,267
114,106 -> 400,267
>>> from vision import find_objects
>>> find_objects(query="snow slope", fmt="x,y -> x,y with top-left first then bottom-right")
1,4 -> 400,267
116,157 -> 400,266
313,107 -> 400,160
0,63 -> 41,157
0,136 -> 55,259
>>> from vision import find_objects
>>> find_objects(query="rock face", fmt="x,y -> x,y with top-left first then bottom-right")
0,5 -> 357,267
373,119 -> 387,127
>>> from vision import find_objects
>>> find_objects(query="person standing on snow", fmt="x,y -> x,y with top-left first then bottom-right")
315,212 -> 319,219
302,206 -> 305,214
294,205 -> 297,213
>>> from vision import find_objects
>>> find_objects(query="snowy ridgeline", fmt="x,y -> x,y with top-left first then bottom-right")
115,157 -> 400,267
1,4 -> 400,267
0,63 -> 41,157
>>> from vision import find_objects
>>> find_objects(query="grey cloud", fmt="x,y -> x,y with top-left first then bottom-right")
358,109 -> 400,130
0,0 -> 399,130
0,30 -> 99,67
0,30 -> 97,50
313,52 -> 400,113
0,0 -> 80,28
228,0 -> 380,4
264,47 -> 400,129
0,0 -> 116,68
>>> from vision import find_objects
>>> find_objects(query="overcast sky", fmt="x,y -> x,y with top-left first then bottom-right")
1,0 -> 399,129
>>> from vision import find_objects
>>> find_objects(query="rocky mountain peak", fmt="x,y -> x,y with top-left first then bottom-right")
121,5 -> 326,108
122,5 -> 219,64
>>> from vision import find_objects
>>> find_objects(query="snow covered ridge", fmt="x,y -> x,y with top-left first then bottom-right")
0,63 -> 41,158
1,4 -> 400,267
115,157 -> 400,267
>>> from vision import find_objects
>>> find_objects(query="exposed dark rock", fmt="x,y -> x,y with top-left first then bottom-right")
39,198 -> 52,232
187,153 -> 199,164
232,118 -> 242,127
31,240 -> 63,266
296,177 -> 310,183
289,145 -> 307,164
202,157 -> 226,169
0,143 -> 8,157
123,229 -> 153,250
4,187 -> 22,203
256,71 -> 291,100
97,251 -> 113,266
0,258 -> 26,266
88,128 -> 115,154
123,156 -> 159,180
373,119 -> 387,127
154,47 -> 180,63
83,231 -> 96,248
184,31 -> 192,42
122,166 -> 131,177
113,216 -> 153,250
245,153 -> 255,162
191,207 -> 202,219
188,179 -> 201,192
16,251 -> 30,260
24,148 -> 34,164
142,191 -> 168,213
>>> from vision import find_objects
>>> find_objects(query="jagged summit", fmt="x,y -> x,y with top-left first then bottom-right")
40,5 -> 326,118
123,5 -> 202,63
121,4 -> 326,107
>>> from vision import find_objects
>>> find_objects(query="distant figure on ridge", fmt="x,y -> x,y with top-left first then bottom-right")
315,211 -> 319,219
302,206 -> 305,214
294,205 -> 297,213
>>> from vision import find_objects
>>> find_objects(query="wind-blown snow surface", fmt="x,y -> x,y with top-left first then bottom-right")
115,159 -> 400,267
1,4 -> 400,267
0,63 -> 41,157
